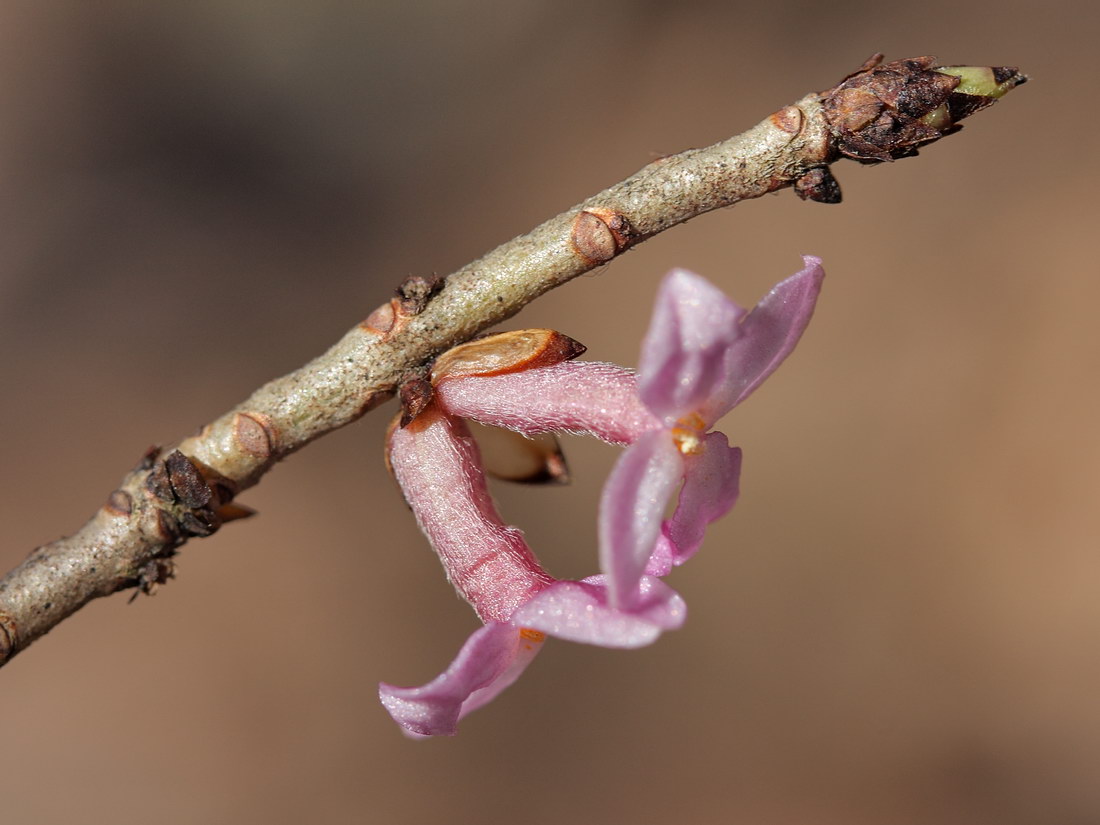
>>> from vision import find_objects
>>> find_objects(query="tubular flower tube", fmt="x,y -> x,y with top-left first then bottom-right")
434,256 -> 825,608
380,405 -> 685,737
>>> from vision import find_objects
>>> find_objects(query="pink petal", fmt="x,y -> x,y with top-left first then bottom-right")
598,429 -> 683,609
698,255 -> 824,425
513,576 -> 686,648
644,532 -> 675,577
434,360 -> 660,445
637,269 -> 746,423
387,407 -> 552,623
379,622 -> 544,738
665,432 -> 742,565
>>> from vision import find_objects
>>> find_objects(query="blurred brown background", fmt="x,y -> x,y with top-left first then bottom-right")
1,1 -> 1096,823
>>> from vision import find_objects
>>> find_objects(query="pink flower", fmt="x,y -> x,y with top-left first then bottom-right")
381,257 -> 824,736
436,256 -> 824,607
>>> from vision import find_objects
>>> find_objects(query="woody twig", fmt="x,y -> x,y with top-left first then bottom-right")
0,56 -> 1025,667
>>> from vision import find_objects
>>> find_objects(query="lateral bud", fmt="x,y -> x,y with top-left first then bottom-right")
395,274 -> 444,317
794,167 -> 842,204
468,422 -> 571,486
431,329 -> 586,384
399,376 -> 435,427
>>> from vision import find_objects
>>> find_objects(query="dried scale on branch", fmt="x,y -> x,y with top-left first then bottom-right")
0,55 -> 1025,667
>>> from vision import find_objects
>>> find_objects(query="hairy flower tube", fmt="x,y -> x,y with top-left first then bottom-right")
380,405 -> 686,737
381,258 -> 823,736
435,256 -> 825,607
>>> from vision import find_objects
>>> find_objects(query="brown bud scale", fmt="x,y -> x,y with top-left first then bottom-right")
155,510 -> 181,542
180,508 -> 220,537
399,377 -> 435,427
794,167 -> 843,204
770,105 -> 803,135
165,451 -> 212,509
570,209 -> 638,266
145,461 -> 174,503
216,503 -> 257,524
823,56 -> 961,163
570,210 -> 616,264
361,301 -> 397,335
431,329 -> 586,383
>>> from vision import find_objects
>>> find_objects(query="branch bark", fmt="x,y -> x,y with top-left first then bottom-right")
0,55 -> 1024,667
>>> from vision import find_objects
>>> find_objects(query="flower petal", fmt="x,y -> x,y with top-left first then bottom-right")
379,622 -> 544,738
665,432 -> 742,565
513,576 -> 686,648
598,429 -> 684,609
698,255 -> 824,425
637,269 -> 746,422
645,532 -> 675,577
434,360 -> 659,445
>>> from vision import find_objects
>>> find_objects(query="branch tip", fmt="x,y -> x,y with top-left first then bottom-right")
822,55 -> 1026,163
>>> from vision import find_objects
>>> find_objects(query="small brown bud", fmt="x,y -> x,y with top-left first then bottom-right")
794,167 -> 843,204
395,274 -> 444,316
233,412 -> 275,459
133,558 -> 175,598
165,451 -> 212,509
105,489 -> 133,517
399,376 -> 435,427
570,209 -> 637,265
470,422 -> 571,485
361,301 -> 397,335
571,210 -> 616,264
769,105 -> 803,135
431,329 -> 586,383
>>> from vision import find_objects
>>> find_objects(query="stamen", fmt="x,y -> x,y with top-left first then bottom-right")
519,628 -> 546,647
670,413 -> 707,455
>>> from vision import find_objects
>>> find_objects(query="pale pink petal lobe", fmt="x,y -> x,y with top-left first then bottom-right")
638,269 -> 745,422
379,622 -> 543,738
665,432 -> 742,565
513,576 -> 686,648
699,255 -> 824,425
598,429 -> 683,609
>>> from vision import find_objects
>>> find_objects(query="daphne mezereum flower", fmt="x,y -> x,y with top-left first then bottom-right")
435,256 -> 824,608
380,405 -> 685,737
381,257 -> 823,736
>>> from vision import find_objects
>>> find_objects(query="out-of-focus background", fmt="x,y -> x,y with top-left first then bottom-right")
1,1 -> 1096,823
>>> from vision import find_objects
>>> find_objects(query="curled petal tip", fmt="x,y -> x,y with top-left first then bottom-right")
379,622 -> 543,738
799,254 -> 825,277
639,270 -> 745,421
